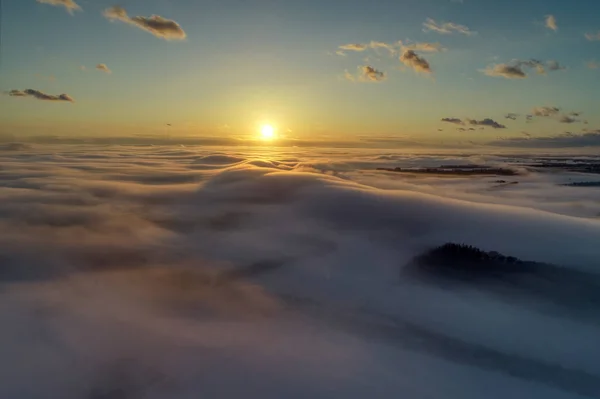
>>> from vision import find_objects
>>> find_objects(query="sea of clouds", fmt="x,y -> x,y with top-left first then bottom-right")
1,144 -> 600,398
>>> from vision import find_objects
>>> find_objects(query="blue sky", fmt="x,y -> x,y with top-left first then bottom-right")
1,0 -> 600,146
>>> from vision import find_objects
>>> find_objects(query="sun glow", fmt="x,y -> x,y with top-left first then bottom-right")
260,124 -> 276,140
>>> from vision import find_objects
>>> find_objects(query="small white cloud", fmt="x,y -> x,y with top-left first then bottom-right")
545,15 -> 558,32
344,66 -> 386,82
96,64 -> 112,74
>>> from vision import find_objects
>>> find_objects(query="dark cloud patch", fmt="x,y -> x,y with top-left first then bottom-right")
361,66 -> 386,81
7,89 -> 74,103
442,117 -> 506,129
103,6 -> 186,40
400,50 -> 431,73
7,90 -> 28,97
484,63 -> 527,79
468,118 -> 506,129
559,115 -> 578,124
531,107 -> 582,124
441,118 -> 464,125
483,59 -> 564,79
344,66 -> 386,82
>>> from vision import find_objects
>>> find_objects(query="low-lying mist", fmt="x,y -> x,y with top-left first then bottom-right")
1,144 -> 600,398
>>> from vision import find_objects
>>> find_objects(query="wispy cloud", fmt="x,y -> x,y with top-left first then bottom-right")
103,6 -> 186,40
403,42 -> 445,52
34,74 -> 56,82
37,0 -> 81,14
546,60 -> 566,71
336,40 -> 442,59
345,66 -> 386,82
339,43 -> 369,52
587,61 -> 600,69
337,41 -> 396,56
545,15 -> 558,32
490,131 -> 600,148
96,64 -> 112,74
483,59 -> 565,79
585,31 -> 600,41
7,89 -> 74,102
423,18 -> 475,35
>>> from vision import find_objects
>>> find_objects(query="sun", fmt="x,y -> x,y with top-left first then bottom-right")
260,124 -> 276,140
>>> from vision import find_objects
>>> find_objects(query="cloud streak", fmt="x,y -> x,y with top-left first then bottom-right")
441,118 -> 464,125
103,6 -> 186,40
423,18 -> 475,35
441,117 -> 506,129
585,31 -> 600,41
467,118 -> 506,129
37,0 -> 81,14
7,89 -> 74,102
491,131 -> 600,147
483,59 -> 565,79
338,43 -> 369,52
